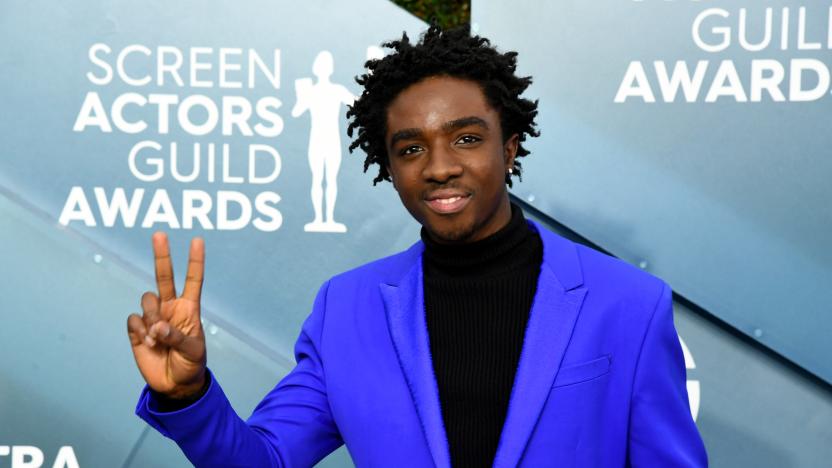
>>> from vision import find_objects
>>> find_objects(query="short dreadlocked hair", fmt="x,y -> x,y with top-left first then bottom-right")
346,25 -> 540,187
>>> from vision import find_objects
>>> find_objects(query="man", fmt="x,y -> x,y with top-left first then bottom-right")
128,26 -> 707,467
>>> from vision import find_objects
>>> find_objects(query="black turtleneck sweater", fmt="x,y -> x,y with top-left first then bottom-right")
421,202 -> 543,468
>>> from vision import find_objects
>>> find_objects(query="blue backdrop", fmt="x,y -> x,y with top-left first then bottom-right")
0,0 -> 830,466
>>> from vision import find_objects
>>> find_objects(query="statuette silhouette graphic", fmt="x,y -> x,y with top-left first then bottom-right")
293,51 -> 356,233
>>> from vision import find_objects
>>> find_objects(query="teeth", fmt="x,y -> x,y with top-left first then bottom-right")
436,196 -> 461,204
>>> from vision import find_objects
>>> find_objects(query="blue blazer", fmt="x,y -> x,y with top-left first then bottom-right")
136,220 -> 707,467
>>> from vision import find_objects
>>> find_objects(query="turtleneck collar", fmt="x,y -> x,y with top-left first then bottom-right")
420,202 -> 540,278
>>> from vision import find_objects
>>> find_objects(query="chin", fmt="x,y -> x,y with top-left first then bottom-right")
426,221 -> 476,244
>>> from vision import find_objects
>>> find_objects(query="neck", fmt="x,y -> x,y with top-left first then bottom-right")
420,202 -> 537,277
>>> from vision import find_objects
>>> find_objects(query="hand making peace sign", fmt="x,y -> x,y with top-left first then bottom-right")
127,232 -> 208,399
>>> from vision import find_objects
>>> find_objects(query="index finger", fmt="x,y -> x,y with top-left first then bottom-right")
152,231 -> 177,301
182,237 -> 205,302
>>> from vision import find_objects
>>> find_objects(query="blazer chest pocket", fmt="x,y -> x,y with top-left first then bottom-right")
552,355 -> 611,388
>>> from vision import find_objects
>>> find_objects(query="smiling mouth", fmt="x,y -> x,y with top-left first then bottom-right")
425,194 -> 471,214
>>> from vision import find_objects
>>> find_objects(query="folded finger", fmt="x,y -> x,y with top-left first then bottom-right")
140,291 -> 161,328
127,313 -> 148,347
149,321 -> 204,363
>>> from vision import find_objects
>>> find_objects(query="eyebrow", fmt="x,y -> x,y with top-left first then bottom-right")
389,116 -> 490,147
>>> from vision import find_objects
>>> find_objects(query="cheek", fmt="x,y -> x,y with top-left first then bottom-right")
387,163 -> 404,191
387,173 -> 417,205
472,156 -> 508,188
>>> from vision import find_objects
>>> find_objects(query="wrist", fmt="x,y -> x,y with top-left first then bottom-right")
150,370 -> 210,413
165,369 -> 209,401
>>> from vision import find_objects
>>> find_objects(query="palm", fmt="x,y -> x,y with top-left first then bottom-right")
128,233 -> 207,398
143,298 -> 204,391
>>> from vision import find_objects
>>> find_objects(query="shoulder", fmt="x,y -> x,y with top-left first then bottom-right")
577,242 -> 668,313
325,241 -> 422,290
303,243 -> 421,333
576,242 -> 666,293
535,221 -> 668,313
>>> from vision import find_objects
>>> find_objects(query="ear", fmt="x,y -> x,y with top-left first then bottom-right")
504,133 -> 519,172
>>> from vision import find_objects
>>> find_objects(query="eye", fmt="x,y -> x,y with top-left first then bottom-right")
399,145 -> 423,156
456,135 -> 481,145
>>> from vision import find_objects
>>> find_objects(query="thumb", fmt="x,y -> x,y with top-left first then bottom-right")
148,320 -> 204,363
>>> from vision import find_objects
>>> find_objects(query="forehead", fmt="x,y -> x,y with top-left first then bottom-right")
385,76 -> 498,135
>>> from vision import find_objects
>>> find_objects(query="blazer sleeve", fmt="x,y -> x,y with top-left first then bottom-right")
135,280 -> 344,468
627,282 -> 708,467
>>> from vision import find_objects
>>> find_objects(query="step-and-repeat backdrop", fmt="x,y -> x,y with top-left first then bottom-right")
1,0 -> 829,466
473,0 -> 831,466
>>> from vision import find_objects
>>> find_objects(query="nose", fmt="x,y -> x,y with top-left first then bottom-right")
421,145 -> 463,183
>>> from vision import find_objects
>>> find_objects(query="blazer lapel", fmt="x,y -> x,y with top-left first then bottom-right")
380,251 -> 451,468
492,221 -> 588,468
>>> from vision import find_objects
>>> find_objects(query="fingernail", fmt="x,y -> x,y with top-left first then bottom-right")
162,324 -> 170,338
144,336 -> 156,347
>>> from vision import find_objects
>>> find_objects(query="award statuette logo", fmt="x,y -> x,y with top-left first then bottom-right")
293,51 -> 356,233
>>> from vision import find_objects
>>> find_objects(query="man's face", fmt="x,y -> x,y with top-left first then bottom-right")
385,75 -> 518,244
